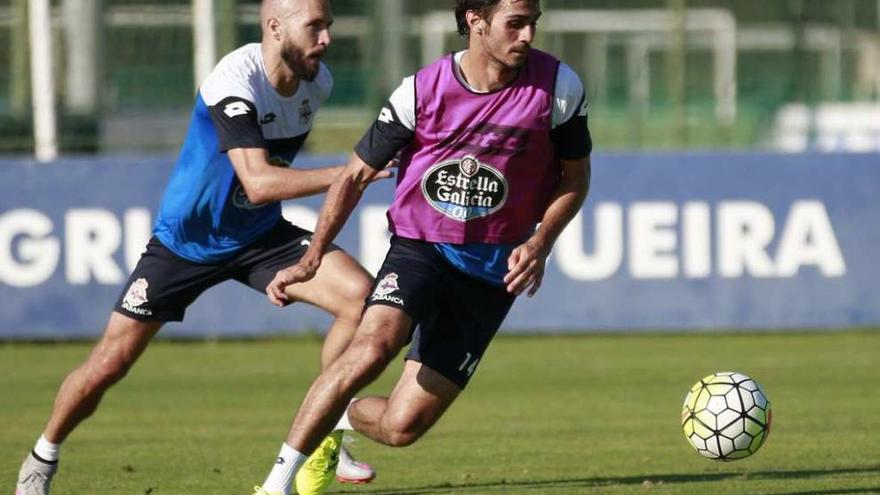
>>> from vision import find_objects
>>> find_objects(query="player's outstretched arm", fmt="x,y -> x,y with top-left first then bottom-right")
228,147 -> 391,205
266,154 -> 381,306
504,156 -> 591,297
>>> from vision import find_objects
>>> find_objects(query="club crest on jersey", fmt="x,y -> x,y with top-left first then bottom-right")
268,156 -> 291,168
231,155 -> 287,209
300,99 -> 313,124
232,183 -> 263,210
372,273 -> 404,305
421,156 -> 508,222
122,278 -> 152,316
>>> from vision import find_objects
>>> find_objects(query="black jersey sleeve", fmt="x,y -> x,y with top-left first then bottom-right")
354,104 -> 416,170
208,96 -> 266,152
551,92 -> 592,159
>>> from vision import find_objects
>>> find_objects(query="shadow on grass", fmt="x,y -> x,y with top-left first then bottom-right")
330,465 -> 880,494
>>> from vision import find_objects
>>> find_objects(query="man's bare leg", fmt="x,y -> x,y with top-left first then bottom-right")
258,250 -> 380,494
280,249 -> 372,370
347,360 -> 460,447
283,305 -> 412,453
17,312 -> 161,495
45,312 -> 162,443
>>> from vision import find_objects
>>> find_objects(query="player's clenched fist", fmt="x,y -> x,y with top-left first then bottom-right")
266,257 -> 320,306
504,238 -> 550,298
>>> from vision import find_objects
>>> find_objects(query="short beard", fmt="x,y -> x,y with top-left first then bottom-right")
503,51 -> 528,70
483,35 -> 527,72
281,41 -> 319,81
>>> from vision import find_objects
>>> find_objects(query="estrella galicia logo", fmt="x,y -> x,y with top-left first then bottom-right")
420,155 -> 508,222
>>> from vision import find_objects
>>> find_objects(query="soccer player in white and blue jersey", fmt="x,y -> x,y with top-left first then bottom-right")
16,2 -> 379,494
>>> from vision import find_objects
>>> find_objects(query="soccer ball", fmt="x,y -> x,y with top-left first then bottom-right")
681,371 -> 772,460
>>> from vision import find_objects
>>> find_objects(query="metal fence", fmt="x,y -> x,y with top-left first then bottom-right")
1,0 -> 879,155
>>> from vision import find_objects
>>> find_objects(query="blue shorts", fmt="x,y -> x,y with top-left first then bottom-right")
366,236 -> 516,389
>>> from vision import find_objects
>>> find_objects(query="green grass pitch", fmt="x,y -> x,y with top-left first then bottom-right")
2,331 -> 879,494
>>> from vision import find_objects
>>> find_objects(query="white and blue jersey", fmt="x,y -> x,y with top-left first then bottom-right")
153,43 -> 332,263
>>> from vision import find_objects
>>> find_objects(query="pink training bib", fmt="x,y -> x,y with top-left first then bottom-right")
387,49 -> 562,244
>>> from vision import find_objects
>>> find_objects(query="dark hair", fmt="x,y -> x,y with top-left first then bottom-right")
454,0 -> 504,36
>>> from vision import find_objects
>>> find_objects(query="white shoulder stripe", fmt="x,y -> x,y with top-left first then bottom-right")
386,76 -> 416,131
199,44 -> 261,106
384,64 -> 583,130
553,62 -> 587,128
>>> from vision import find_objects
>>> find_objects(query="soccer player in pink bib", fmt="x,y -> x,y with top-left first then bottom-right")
254,1 -> 591,491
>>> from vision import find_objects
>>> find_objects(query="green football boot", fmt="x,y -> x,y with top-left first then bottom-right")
250,486 -> 283,495
294,430 -> 343,495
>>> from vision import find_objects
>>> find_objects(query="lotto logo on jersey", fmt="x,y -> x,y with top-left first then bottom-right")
223,101 -> 250,118
421,156 -> 508,222
378,107 -> 394,124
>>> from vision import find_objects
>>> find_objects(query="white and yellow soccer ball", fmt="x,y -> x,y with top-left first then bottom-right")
681,372 -> 772,460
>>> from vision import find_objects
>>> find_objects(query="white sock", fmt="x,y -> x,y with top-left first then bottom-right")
261,443 -> 307,495
334,399 -> 357,431
33,435 -> 60,463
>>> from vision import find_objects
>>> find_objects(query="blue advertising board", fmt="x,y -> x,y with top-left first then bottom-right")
0,152 -> 878,338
